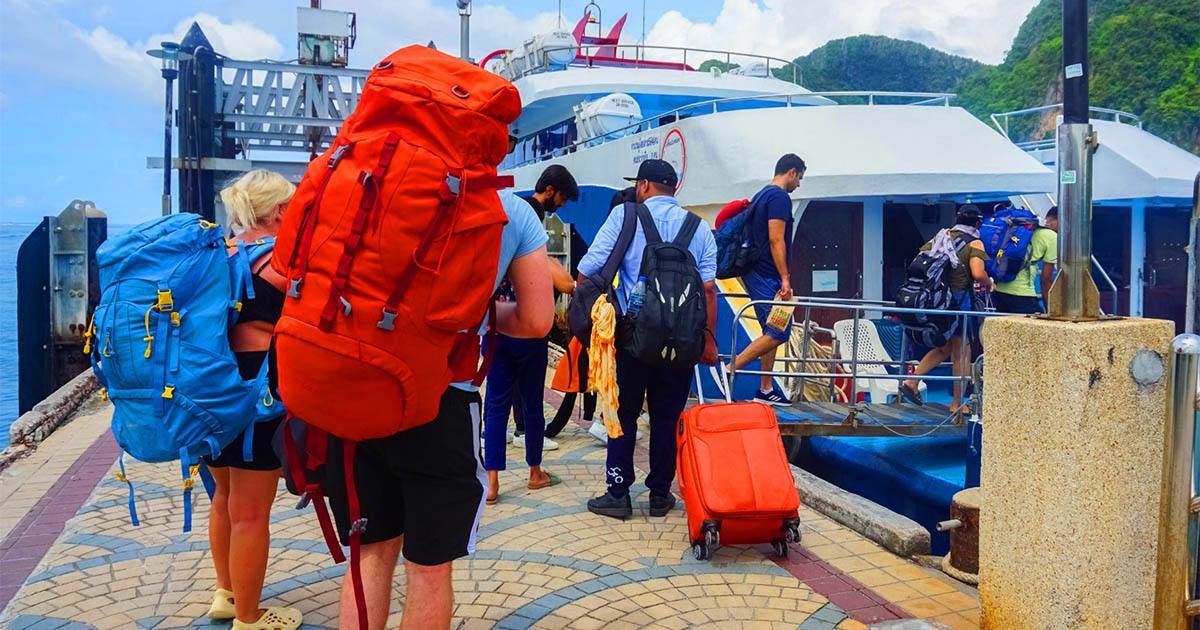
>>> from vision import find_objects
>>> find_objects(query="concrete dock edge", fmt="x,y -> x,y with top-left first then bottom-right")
791,464 -> 932,558
1,369 -> 98,471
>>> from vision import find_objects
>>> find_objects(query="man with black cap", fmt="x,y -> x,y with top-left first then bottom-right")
576,159 -> 718,520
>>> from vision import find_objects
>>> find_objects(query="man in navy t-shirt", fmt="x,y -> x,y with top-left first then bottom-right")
713,153 -> 806,405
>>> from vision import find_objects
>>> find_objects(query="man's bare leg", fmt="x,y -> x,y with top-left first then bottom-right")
732,335 -> 784,375
400,560 -> 454,630
339,536 -> 403,630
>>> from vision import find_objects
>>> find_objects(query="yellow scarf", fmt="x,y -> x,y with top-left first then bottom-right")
587,294 -> 622,438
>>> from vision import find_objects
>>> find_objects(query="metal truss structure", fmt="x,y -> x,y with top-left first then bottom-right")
218,59 -> 369,155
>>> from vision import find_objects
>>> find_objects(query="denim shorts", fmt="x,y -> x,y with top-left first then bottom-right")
743,271 -> 790,343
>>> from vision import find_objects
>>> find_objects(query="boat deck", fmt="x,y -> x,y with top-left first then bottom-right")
776,403 -> 964,437
0,390 -> 981,629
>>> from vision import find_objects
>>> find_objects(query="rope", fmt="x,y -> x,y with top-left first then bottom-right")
783,321 -> 849,403
941,553 -> 979,585
587,294 -> 622,438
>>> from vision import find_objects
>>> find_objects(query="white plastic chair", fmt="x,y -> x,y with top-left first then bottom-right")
832,319 -> 927,404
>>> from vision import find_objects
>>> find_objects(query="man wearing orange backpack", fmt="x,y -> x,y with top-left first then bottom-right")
323,187 -> 553,628
269,46 -> 552,630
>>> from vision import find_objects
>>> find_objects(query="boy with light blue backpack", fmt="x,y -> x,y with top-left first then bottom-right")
88,170 -> 302,630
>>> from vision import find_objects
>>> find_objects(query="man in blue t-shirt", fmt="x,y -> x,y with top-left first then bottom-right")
714,153 -> 806,405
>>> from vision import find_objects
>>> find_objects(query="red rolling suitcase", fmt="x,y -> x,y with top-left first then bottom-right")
677,368 -> 802,560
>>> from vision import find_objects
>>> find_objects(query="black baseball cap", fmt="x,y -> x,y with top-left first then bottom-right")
624,159 -> 678,188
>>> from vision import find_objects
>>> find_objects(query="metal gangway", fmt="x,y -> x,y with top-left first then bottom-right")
714,293 -> 1007,438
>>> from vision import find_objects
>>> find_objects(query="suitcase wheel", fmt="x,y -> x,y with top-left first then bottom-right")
771,538 -> 789,558
692,528 -> 719,561
784,520 -> 802,545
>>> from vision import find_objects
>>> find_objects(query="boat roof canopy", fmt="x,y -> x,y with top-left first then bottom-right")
510,104 -> 1055,205
1029,120 -> 1200,203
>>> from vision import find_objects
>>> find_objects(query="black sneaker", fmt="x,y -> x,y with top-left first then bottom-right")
753,389 -> 791,406
648,493 -> 676,517
587,491 -> 632,520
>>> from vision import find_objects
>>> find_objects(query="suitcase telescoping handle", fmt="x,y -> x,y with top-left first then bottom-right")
694,365 -> 706,405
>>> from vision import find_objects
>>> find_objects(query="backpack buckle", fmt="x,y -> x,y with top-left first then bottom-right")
288,277 -> 303,299
445,174 -> 461,195
156,290 -> 173,312
377,308 -> 398,331
328,143 -> 352,169
295,488 -> 313,510
340,296 -> 352,316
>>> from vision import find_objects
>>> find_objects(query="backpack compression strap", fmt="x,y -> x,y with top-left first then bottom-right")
282,415 -> 346,564
377,172 -> 514,331
343,439 -> 369,630
288,141 -> 356,299
319,132 -> 402,331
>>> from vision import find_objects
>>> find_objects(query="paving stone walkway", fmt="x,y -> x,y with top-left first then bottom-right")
0,391 -> 981,629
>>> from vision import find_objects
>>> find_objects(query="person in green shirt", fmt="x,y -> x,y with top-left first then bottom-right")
993,207 -> 1059,314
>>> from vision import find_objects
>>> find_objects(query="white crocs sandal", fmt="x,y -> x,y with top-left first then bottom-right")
207,588 -> 236,619
232,607 -> 303,630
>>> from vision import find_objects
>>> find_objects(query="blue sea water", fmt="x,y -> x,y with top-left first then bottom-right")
0,224 -> 30,447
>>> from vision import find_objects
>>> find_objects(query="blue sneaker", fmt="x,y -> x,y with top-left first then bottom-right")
753,388 -> 791,406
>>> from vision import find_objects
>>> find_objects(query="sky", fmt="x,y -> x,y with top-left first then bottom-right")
0,0 -> 1039,226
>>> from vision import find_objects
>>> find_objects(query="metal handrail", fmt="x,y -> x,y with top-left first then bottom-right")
990,103 -> 1142,140
1091,255 -> 1120,315
512,89 -> 956,168
501,43 -> 803,83
724,297 -> 1008,421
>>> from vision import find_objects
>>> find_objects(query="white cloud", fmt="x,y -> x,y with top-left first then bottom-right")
0,3 -> 285,100
645,0 -> 1041,65
72,13 -> 286,98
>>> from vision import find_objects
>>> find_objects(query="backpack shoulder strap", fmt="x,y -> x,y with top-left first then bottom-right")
673,212 -> 702,248
633,203 -> 663,245
598,202 -> 639,282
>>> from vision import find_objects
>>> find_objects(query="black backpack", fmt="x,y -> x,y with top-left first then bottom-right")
567,203 -> 639,346
714,198 -> 760,279
619,205 -> 707,368
895,234 -> 970,348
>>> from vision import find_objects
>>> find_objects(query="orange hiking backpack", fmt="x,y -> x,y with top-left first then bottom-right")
272,45 -> 520,440
271,46 -> 520,629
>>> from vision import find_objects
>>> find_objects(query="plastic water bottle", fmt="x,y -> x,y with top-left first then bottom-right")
628,276 -> 647,314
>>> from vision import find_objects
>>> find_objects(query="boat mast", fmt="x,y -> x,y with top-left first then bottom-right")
458,1 -> 472,62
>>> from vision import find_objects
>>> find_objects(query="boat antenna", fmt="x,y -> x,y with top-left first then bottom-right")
558,0 -> 562,28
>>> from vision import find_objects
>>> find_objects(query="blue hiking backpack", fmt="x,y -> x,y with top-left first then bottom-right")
87,213 -> 282,531
714,199 -> 760,279
980,206 -> 1039,283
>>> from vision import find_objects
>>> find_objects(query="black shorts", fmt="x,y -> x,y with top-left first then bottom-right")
324,387 -> 486,567
992,291 -> 1043,315
204,351 -> 283,471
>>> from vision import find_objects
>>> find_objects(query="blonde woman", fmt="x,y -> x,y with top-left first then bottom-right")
203,170 -> 302,630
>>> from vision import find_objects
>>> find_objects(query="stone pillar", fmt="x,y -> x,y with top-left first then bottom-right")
979,316 -> 1180,629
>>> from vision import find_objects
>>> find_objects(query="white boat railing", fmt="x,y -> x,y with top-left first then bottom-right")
990,103 -> 1142,149
512,90 -> 956,168
499,43 -> 803,83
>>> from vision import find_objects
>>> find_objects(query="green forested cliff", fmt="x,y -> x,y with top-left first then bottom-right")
956,0 -> 1199,152
745,0 -> 1199,153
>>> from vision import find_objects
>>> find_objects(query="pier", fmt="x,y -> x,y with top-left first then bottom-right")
0,388 -> 981,629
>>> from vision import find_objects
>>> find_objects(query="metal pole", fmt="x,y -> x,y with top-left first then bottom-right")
798,311 -> 811,401
1161,334 -> 1200,626
1186,172 -> 1200,334
457,1 -> 471,62
161,74 -> 174,215
1046,0 -> 1101,320
850,309 -> 860,403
